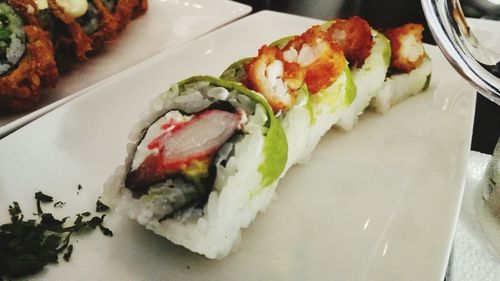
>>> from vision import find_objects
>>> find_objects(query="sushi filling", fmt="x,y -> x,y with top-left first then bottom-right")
0,3 -> 25,76
102,0 -> 117,12
77,1 -> 101,34
125,102 -> 246,219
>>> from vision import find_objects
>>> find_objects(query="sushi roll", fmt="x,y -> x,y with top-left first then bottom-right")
108,0 -> 136,31
41,0 -> 118,61
102,76 -> 288,259
0,0 -> 58,112
78,0 -> 119,49
36,0 -> 145,62
370,23 -> 432,113
222,25 -> 354,166
322,16 -> 391,130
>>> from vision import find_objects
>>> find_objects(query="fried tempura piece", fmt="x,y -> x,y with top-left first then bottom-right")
245,26 -> 346,112
327,16 -> 373,68
132,0 -> 148,19
113,0 -> 135,31
89,0 -> 119,49
385,23 -> 425,73
283,25 -> 345,94
245,45 -> 304,112
0,0 -> 58,112
48,0 -> 93,61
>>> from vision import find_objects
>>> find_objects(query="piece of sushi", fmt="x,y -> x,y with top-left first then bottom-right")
40,0 -> 119,61
222,47 -> 313,168
322,16 -> 391,130
37,0 -> 146,62
79,0 -> 119,49
102,76 -> 288,259
222,25 -> 354,166
0,0 -> 58,112
276,26 -> 355,163
370,23 -> 432,113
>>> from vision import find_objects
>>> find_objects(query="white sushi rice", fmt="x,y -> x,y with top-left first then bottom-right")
296,70 -> 349,164
102,80 -> 280,259
279,91 -> 312,171
370,58 -> 432,113
336,30 -> 390,130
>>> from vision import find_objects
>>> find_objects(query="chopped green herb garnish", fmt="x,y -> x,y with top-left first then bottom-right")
0,192 -> 113,280
96,200 -> 110,212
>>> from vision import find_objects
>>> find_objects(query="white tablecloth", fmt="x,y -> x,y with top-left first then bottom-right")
451,151 -> 500,281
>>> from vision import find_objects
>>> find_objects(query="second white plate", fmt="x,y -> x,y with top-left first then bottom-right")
0,0 -> 251,137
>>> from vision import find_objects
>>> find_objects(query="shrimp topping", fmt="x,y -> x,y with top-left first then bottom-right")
385,23 -> 425,73
245,45 -> 304,112
326,16 -> 374,68
283,25 -> 345,94
245,26 -> 346,111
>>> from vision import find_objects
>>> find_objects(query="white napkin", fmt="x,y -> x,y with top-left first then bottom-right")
451,151 -> 500,281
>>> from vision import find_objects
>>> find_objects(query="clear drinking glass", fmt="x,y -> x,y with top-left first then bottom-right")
421,0 -> 500,106
477,138 -> 500,259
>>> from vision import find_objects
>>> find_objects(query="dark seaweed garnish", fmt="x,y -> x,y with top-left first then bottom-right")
53,201 -> 65,208
35,191 -> 53,214
96,199 -> 110,212
0,192 -> 112,280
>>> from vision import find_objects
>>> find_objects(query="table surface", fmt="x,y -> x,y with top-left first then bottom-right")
233,0 -> 500,154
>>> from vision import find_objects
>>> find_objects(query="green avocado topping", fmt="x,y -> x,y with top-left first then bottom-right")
220,57 -> 252,83
309,65 -> 351,114
344,65 -> 356,106
269,35 -> 295,49
376,31 -> 392,68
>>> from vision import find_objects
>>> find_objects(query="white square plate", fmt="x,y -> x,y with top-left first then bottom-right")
0,11 -> 476,281
0,0 -> 251,137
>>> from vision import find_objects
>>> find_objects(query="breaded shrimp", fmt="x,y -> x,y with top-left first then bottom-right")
326,16 -> 373,68
282,25 -> 346,94
245,45 -> 304,112
385,23 -> 425,73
